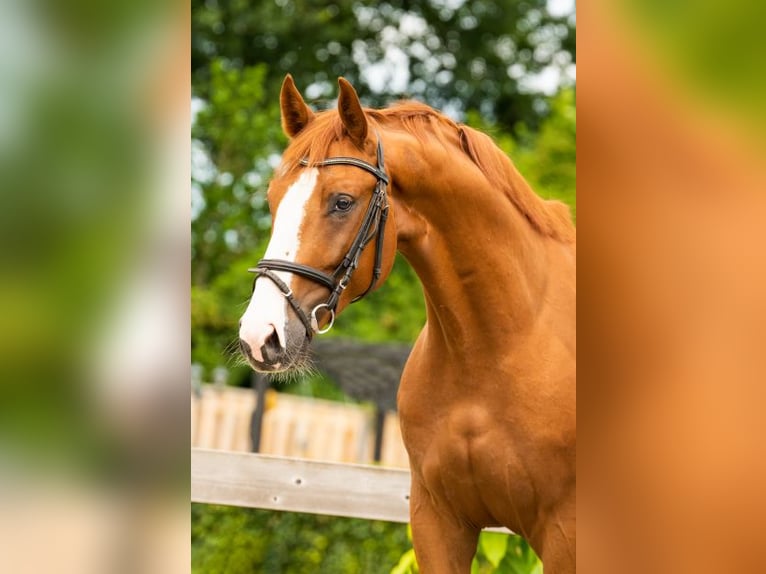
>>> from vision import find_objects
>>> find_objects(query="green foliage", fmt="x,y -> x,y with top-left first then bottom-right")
192,504 -> 410,574
191,258 -> 254,381
191,61 -> 283,377
388,527 -> 542,574
192,59 -> 281,287
390,548 -> 418,574
192,0 -> 575,135
480,532 -> 510,568
194,61 -> 285,177
473,533 -> 542,574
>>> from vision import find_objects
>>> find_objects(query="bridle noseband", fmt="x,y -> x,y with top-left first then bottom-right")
248,137 -> 390,339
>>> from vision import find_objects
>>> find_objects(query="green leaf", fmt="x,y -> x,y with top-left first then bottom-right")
479,531 -> 510,567
497,536 -> 543,574
390,548 -> 418,574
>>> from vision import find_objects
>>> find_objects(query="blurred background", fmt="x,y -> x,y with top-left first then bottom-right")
0,0 -> 190,573
191,0 -> 574,572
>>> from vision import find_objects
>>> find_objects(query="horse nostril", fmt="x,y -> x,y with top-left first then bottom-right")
260,328 -> 283,364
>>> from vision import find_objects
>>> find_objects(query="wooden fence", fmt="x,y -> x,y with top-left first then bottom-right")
192,449 -> 410,522
191,448 -> 513,534
191,386 -> 512,533
190,384 -> 410,468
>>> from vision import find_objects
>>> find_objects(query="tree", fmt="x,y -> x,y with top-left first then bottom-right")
192,0 -> 575,134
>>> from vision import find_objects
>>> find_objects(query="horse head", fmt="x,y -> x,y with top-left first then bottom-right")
238,75 -> 397,373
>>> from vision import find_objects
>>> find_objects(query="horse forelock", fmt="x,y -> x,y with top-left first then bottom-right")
279,101 -> 575,243
280,111 -> 347,173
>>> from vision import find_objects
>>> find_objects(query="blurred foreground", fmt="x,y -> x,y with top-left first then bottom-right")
580,0 -> 766,572
0,1 -> 189,572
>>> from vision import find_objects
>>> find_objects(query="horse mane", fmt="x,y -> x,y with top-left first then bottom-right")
281,101 -> 575,243
454,121 -> 575,243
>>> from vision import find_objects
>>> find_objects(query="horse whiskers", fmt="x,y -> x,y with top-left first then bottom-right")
223,337 -> 240,356
269,345 -> 318,383
223,337 -> 248,368
224,330 -> 318,381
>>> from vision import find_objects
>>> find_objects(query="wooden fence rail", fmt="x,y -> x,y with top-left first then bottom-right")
191,448 -> 513,534
192,448 -> 410,523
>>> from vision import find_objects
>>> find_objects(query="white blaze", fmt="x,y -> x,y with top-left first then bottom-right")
239,168 -> 318,361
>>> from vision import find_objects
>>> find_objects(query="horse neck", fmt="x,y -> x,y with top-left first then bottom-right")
387,134 -> 552,356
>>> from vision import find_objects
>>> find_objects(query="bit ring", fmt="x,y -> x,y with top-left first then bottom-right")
310,304 -> 335,334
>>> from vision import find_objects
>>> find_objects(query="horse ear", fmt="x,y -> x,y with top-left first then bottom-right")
280,74 -> 314,138
337,77 -> 368,145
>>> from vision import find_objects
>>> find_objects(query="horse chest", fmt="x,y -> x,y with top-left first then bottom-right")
400,396 -> 537,528
398,351 -> 553,529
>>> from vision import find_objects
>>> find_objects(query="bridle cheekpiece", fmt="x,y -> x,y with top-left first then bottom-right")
248,136 -> 390,339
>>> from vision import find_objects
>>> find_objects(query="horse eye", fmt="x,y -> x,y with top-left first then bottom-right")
333,195 -> 354,212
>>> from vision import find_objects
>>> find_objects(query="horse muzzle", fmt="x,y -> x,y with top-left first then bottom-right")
238,318 -> 310,373
238,275 -> 313,372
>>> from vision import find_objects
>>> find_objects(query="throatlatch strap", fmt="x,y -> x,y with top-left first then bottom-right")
352,201 -> 389,302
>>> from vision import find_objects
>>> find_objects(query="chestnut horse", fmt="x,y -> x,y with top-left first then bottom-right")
239,75 -> 576,573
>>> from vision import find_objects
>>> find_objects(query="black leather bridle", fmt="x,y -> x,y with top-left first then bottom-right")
248,137 -> 390,339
